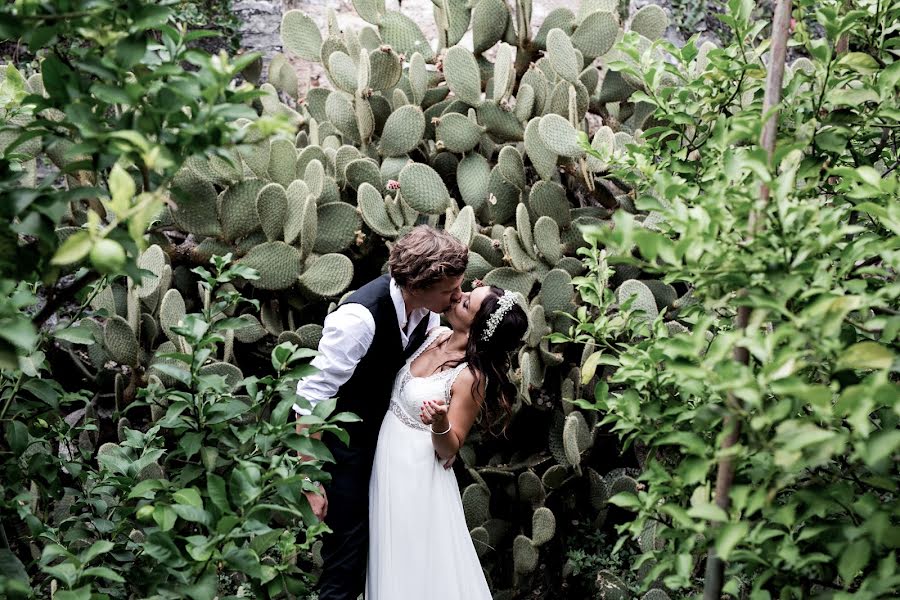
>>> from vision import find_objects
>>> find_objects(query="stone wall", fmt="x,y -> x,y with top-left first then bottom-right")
234,0 -> 285,62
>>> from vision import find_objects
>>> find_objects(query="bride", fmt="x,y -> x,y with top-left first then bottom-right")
366,285 -> 528,599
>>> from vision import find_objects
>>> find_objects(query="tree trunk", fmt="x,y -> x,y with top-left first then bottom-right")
703,1 -> 793,597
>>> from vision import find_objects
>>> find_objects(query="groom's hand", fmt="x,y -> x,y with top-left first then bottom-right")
304,484 -> 328,521
442,453 -> 457,470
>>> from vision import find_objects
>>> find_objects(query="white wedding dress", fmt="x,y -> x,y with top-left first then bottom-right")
366,327 -> 492,600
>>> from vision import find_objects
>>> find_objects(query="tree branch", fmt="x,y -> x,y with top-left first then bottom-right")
704,2 -> 793,598
32,271 -> 101,328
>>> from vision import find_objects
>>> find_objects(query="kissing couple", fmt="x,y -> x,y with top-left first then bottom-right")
293,225 -> 528,600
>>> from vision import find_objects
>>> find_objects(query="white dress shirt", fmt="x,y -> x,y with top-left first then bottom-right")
293,278 -> 440,415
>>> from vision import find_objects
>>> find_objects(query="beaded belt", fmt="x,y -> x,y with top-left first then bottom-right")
389,401 -> 428,432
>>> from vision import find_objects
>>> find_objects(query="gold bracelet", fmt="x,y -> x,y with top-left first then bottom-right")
431,422 -> 451,435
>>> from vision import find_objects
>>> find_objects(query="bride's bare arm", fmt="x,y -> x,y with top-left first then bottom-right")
420,369 -> 485,461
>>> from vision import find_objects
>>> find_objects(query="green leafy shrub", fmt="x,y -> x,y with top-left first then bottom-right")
567,0 -> 900,597
1,254 -> 352,597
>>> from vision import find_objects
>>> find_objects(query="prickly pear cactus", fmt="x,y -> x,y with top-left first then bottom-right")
250,0 -> 680,593
43,0 -> 684,594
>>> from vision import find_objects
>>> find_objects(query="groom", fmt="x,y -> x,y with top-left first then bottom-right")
293,225 -> 469,600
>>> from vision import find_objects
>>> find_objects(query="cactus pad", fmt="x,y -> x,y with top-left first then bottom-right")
531,506 -> 556,546
483,267 -> 535,298
571,11 -> 619,60
534,216 -> 562,265
436,112 -> 483,153
524,118 -> 558,181
471,0 -> 509,54
380,104 -> 426,157
512,534 -> 538,573
462,483 -> 490,528
298,253 -> 354,298
314,202 -> 362,254
629,4 -> 669,41
398,162 -> 450,214
256,183 -> 289,242
104,315 -> 139,366
616,279 -> 659,321
238,241 -> 303,290
444,46 -> 483,107
538,114 -> 584,158
379,11 -> 434,61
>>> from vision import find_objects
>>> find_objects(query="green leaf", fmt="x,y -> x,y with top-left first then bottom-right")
687,502 -> 728,522
863,430 -> 900,467
224,547 -> 262,578
52,325 -> 96,345
90,83 -> 133,106
178,573 -> 217,600
107,163 -> 136,217
179,432 -> 202,459
715,521 -> 748,560
312,397 -> 337,419
0,318 -> 38,351
171,504 -> 210,525
814,128 -> 849,153
50,230 -> 92,266
607,492 -> 641,509
185,535 -> 215,562
82,566 -> 125,582
328,411 -> 362,424
836,342 -> 894,371
173,487 -> 203,508
80,540 -> 114,565
128,479 -> 165,500
97,445 -> 131,475
53,587 -> 91,600
827,87 -> 879,106
115,34 -> 148,68
205,399 -> 250,425
108,130 -> 151,153
207,473 -> 231,513
0,548 -> 28,583
250,529 -> 283,556
153,505 -> 177,531
41,562 -> 78,588
581,350 -> 604,384
838,539 -> 870,584
151,362 -> 192,385
4,420 -> 28,455
144,532 -> 184,565
284,436 -> 335,462
838,52 -> 880,75
0,64 -> 28,105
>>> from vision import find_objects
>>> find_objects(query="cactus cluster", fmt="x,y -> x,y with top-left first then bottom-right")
252,0 -> 684,591
38,0 -> 693,593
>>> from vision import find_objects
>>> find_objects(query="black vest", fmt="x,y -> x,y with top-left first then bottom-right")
327,275 -> 431,461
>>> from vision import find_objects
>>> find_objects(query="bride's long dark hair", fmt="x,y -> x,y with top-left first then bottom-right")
444,286 -> 527,436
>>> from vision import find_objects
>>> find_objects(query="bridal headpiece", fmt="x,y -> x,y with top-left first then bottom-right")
480,291 -> 516,342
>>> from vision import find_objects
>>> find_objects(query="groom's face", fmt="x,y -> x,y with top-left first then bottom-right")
418,275 -> 464,314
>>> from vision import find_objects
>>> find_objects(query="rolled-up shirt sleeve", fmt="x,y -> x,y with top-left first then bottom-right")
293,303 -> 375,416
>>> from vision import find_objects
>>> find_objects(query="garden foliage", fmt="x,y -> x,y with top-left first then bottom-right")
570,0 -> 899,596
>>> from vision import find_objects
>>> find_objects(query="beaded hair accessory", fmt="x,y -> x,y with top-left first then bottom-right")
480,291 -> 516,342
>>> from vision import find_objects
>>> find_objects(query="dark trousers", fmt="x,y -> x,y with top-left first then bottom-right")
317,445 -> 374,600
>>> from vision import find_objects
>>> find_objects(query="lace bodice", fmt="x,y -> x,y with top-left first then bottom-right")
389,327 -> 468,432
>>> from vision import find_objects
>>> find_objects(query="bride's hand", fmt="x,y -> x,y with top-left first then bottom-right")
420,399 -> 448,426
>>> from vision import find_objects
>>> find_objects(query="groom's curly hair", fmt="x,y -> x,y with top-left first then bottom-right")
389,225 -> 468,290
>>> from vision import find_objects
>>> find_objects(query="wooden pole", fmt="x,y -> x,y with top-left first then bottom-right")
703,1 -> 793,598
